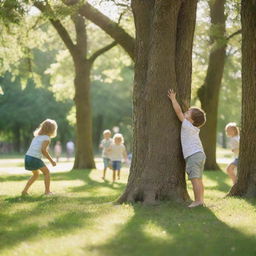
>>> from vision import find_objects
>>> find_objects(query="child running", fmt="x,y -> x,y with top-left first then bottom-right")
22,119 -> 57,196
108,133 -> 127,183
168,89 -> 206,208
225,122 -> 240,185
99,129 -> 113,180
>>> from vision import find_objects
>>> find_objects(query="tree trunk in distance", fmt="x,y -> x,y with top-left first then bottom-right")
118,0 -> 197,205
13,125 -> 21,153
197,0 -> 226,171
73,59 -> 96,169
228,0 -> 256,197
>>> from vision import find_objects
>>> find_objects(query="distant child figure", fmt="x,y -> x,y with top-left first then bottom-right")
54,141 -> 62,162
168,89 -> 206,208
108,133 -> 127,183
22,119 -> 57,196
99,130 -> 113,179
127,152 -> 132,167
66,140 -> 75,160
225,122 -> 240,185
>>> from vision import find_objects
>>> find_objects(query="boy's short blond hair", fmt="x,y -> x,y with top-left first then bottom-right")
34,119 -> 58,138
225,122 -> 239,135
113,133 -> 124,143
103,129 -> 111,135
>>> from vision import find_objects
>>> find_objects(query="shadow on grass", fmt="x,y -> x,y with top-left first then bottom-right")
87,203 -> 256,256
0,194 -> 113,252
203,170 -> 231,193
1,170 -> 256,255
51,170 -> 126,194
0,169 -> 126,252
0,175 -> 31,182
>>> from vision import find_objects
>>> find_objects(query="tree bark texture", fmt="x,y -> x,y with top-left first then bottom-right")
197,0 -> 226,171
118,0 -> 198,204
228,0 -> 256,197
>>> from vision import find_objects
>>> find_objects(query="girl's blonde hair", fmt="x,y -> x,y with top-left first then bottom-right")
113,133 -> 124,144
34,119 -> 58,138
225,122 -> 239,136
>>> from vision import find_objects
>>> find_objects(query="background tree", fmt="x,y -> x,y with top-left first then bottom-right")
0,73 -> 72,152
192,0 -> 241,165
34,1 -> 117,169
228,0 -> 256,197
197,0 -> 227,170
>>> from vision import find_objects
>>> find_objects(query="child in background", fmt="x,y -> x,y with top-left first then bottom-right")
168,89 -> 206,208
109,133 -> 127,183
54,141 -> 62,162
225,122 -> 240,185
22,119 -> 57,196
66,140 -> 74,160
99,130 -> 113,179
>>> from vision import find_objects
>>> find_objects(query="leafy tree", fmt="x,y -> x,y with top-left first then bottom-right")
0,72 -> 73,152
228,0 -> 256,197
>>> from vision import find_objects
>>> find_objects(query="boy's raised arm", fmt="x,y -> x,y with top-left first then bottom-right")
167,89 -> 185,122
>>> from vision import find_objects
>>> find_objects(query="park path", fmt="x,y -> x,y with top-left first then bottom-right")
0,157 -> 104,175
0,156 -> 231,175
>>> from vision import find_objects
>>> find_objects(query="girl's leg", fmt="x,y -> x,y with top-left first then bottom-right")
112,170 -> 116,182
117,161 -> 121,179
39,166 -> 51,194
22,170 -> 40,195
226,164 -> 237,184
102,167 -> 107,179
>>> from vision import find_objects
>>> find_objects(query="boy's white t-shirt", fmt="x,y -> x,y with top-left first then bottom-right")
229,135 -> 240,157
109,143 -> 126,161
100,138 -> 113,158
181,119 -> 204,159
26,135 -> 50,159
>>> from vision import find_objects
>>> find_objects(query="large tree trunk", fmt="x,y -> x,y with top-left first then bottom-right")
228,0 -> 256,197
118,0 -> 197,205
73,59 -> 95,169
197,0 -> 226,171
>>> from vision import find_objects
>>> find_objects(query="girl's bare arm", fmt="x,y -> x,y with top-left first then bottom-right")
41,141 -> 56,166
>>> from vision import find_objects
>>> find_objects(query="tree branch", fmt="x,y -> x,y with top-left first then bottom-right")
34,2 -> 76,56
71,14 -> 87,56
88,41 -> 117,63
227,29 -> 242,41
64,0 -> 135,61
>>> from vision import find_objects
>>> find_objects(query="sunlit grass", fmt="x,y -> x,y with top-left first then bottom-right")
0,157 -> 256,256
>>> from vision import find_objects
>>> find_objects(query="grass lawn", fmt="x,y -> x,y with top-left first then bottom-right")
1,160 -> 256,256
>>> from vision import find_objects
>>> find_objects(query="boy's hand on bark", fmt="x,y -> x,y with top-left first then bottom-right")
167,89 -> 176,101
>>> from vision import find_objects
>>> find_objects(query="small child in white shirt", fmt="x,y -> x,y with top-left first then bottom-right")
168,89 -> 206,208
225,122 -> 240,185
99,130 -> 113,180
108,133 -> 127,183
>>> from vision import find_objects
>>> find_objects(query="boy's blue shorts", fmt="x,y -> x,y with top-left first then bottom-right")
103,157 -> 111,169
112,161 -> 121,171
